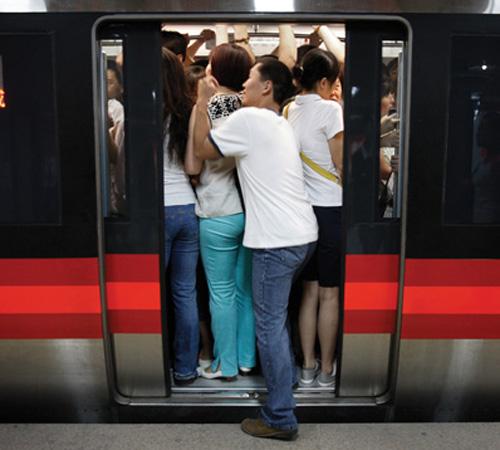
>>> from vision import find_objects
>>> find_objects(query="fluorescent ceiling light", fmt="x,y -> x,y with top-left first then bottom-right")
254,0 -> 294,12
0,0 -> 47,12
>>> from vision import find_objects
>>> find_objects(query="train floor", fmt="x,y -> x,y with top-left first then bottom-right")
1,423 -> 499,449
170,368 -> 337,393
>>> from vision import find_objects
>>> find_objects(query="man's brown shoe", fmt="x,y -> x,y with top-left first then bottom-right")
241,418 -> 298,441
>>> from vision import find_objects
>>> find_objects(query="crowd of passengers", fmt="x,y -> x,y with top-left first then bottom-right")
106,24 -> 400,440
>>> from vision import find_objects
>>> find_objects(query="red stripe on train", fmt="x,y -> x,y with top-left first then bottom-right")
344,310 -> 396,334
0,310 -> 161,338
404,286 -> 500,314
344,282 -> 398,310
106,282 -> 161,310
0,255 -> 161,338
109,310 -> 162,334
105,254 -> 162,334
343,254 -> 399,334
345,254 -> 399,283
0,285 -> 100,314
0,314 -> 102,339
402,314 -> 500,339
402,258 -> 500,339
0,258 -> 99,285
405,259 -> 500,286
105,254 -> 160,283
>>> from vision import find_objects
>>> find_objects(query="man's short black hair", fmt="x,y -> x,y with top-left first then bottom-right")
161,30 -> 187,61
255,57 -> 295,106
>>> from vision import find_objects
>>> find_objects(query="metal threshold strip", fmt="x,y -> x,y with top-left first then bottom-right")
115,393 -> 378,408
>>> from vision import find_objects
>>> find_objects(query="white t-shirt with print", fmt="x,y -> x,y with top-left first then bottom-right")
287,94 -> 344,206
209,107 -> 318,249
195,94 -> 243,218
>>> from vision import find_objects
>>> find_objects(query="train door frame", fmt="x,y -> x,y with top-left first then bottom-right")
92,13 -> 413,411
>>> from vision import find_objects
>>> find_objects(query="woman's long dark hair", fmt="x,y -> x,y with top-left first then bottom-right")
161,48 -> 193,164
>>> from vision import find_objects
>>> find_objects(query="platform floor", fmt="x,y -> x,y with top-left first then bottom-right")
1,423 -> 499,450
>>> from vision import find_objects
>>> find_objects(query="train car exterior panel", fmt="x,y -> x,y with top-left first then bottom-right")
395,339 -> 500,420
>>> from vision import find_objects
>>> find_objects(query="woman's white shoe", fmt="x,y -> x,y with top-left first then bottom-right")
198,358 -> 212,370
199,367 -> 237,381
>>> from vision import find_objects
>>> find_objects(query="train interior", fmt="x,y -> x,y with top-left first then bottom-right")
95,20 -> 407,406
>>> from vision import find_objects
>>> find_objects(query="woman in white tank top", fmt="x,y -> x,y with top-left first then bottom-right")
161,49 -> 200,385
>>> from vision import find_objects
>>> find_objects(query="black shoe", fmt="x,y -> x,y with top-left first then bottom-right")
241,418 -> 298,441
239,367 -> 255,377
173,376 -> 196,386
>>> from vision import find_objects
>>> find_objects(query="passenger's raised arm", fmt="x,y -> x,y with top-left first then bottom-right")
276,24 -> 297,69
317,25 -> 345,66
215,24 -> 229,44
185,29 -> 215,65
232,24 -> 255,63
192,76 -> 221,161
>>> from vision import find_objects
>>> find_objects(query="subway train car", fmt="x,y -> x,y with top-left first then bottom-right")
1,1 -> 500,423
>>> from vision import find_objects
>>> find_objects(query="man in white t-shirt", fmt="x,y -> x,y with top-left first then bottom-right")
192,58 -> 318,440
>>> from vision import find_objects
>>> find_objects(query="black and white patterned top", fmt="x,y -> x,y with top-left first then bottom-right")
207,93 -> 242,124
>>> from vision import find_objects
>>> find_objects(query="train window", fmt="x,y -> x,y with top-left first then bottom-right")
444,35 -> 500,224
0,34 -> 60,224
380,40 -> 404,219
100,39 -> 127,217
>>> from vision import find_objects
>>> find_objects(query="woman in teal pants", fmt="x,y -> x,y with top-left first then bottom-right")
185,43 -> 255,379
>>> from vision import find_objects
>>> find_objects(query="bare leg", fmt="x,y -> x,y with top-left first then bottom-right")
298,280 -> 319,368
318,286 -> 339,374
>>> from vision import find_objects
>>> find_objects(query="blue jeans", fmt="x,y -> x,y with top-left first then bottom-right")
164,204 -> 200,380
200,213 -> 255,377
252,242 -> 316,430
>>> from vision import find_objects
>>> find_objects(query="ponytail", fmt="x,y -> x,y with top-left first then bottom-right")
294,48 -> 340,91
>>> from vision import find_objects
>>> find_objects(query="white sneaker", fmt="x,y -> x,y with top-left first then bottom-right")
199,367 -> 237,381
299,361 -> 320,385
317,360 -> 337,387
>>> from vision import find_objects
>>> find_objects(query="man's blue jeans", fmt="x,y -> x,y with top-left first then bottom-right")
164,204 -> 200,381
252,242 -> 316,430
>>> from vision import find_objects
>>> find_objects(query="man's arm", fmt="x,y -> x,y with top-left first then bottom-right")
192,76 -> 222,161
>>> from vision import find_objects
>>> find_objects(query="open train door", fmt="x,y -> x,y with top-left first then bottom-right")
94,21 -> 169,402
338,19 -> 409,400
